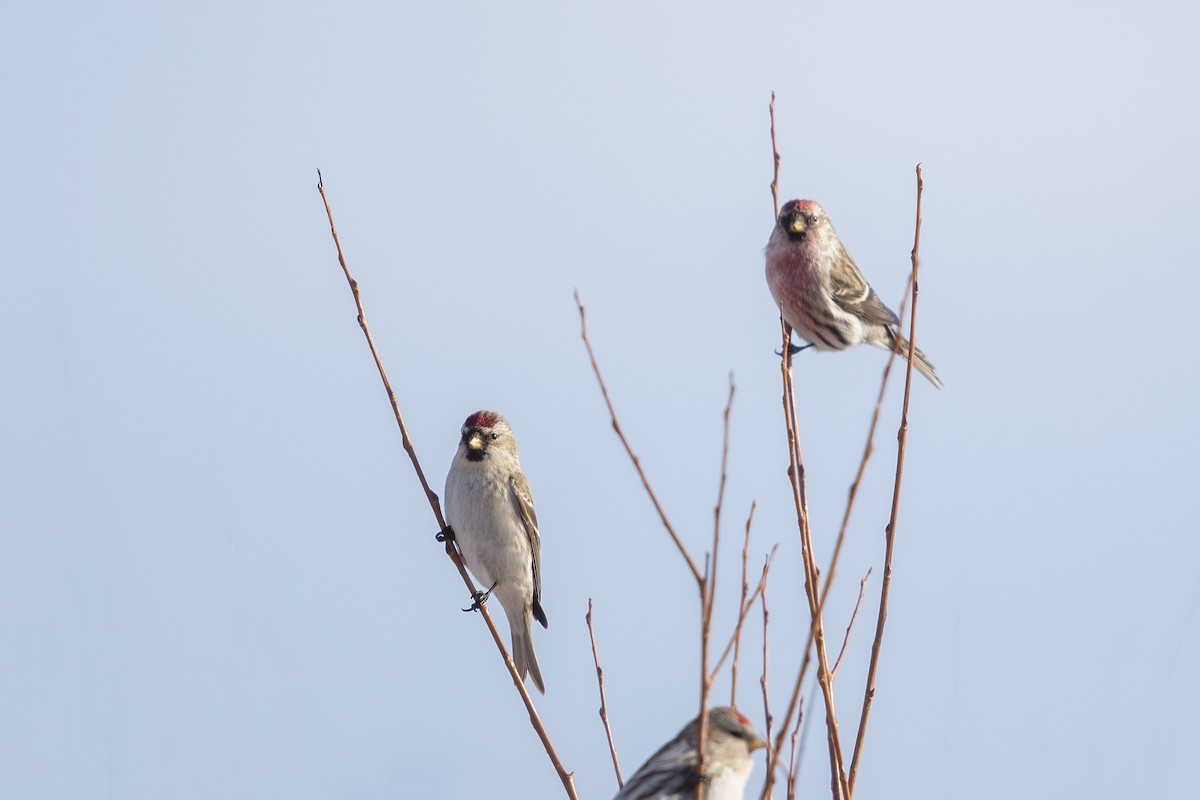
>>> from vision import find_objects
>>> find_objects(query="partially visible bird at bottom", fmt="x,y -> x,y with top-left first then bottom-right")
443,410 -> 548,694
765,198 -> 943,388
614,706 -> 766,800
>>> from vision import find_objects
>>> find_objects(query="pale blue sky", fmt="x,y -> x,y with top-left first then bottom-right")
3,1 -> 1198,798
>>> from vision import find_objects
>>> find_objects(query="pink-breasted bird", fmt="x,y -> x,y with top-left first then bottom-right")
443,410 -> 548,693
765,199 -> 942,388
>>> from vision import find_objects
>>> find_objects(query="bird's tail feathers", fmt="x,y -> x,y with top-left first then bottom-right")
890,331 -> 943,389
511,619 -> 545,694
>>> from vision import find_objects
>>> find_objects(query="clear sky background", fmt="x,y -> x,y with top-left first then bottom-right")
3,1 -> 1198,798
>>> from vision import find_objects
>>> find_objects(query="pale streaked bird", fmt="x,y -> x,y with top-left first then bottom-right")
443,410 -> 548,693
614,706 -> 765,800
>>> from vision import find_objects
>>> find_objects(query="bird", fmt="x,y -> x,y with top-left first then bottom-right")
614,706 -> 766,800
443,410 -> 548,693
765,198 -> 942,388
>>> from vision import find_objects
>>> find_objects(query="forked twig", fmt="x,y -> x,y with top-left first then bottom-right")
847,165 -> 926,794
587,600 -> 623,788
709,545 -> 777,682
317,172 -> 578,800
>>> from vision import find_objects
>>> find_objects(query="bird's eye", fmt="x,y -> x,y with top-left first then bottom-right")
490,433 -> 499,440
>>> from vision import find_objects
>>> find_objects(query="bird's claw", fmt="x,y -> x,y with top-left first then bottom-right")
776,342 -> 812,356
436,525 -> 455,543
462,582 -> 497,613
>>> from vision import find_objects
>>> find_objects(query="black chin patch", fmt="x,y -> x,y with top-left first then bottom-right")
786,230 -> 807,241
465,450 -> 485,462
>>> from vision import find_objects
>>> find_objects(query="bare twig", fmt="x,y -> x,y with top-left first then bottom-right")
831,570 -> 873,678
789,686 -> 818,799
779,323 -> 850,800
731,501 -> 756,706
697,601 -> 712,800
574,290 -> 704,588
759,552 -> 774,792
786,740 -> 797,799
785,697 -> 805,800
769,92 -> 781,219
587,600 -> 623,788
761,597 -> 820,800
697,372 -> 741,799
709,375 -> 735,627
316,172 -> 443,526
847,165 -> 925,795
709,544 -> 776,682
317,173 -> 578,800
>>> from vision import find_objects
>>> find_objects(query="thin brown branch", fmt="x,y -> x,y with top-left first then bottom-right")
779,323 -> 849,800
709,544 -> 776,683
785,697 -> 805,800
317,173 -> 578,800
761,594 -> 820,800
759,552 -> 774,794
707,375 -> 735,628
317,171 -> 444,527
786,731 -> 798,800
697,628 -> 712,800
769,92 -> 781,218
831,569 -> 873,678
760,424 -> 841,800
759,102 -> 846,798
697,372 -> 737,800
697,555 -> 716,800
574,290 -> 704,588
587,600 -> 623,789
731,501 -> 756,706
847,164 -> 925,795
789,686 -> 818,799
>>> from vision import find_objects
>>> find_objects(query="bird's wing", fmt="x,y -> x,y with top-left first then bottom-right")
509,471 -> 547,625
829,254 -> 900,327
614,736 -> 698,799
